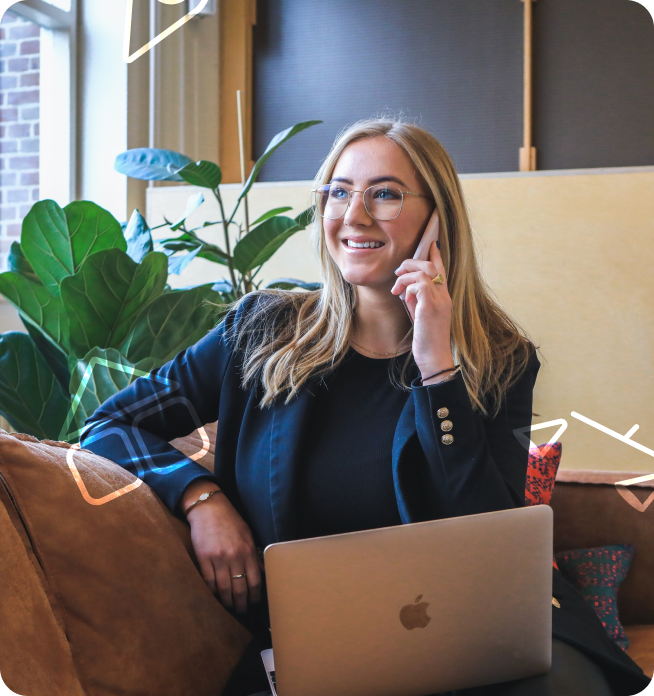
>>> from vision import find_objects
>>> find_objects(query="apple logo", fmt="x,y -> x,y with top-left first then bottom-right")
399,594 -> 431,630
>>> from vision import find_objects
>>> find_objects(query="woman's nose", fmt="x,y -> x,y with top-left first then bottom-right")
344,191 -> 372,227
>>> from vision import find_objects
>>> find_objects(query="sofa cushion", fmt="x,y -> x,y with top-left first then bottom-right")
555,544 -> 635,651
0,430 -> 251,696
624,625 -> 654,678
525,441 -> 562,506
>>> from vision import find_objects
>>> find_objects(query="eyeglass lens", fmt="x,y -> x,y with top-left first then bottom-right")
314,184 -> 403,221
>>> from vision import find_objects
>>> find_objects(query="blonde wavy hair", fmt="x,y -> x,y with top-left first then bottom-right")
232,118 -> 536,417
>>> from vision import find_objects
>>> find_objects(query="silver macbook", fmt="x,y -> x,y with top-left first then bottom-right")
262,505 -> 553,696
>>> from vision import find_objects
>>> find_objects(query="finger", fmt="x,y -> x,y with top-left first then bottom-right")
245,554 -> 263,604
198,556 -> 218,594
395,258 -> 438,277
392,271 -> 439,295
230,571 -> 249,614
214,562 -> 234,609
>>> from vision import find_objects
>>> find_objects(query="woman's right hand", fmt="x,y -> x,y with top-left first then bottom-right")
182,481 -> 263,614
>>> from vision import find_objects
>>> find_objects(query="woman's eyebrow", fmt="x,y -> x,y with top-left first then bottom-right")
329,175 -> 408,186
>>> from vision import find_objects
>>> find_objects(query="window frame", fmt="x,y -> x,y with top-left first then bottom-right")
7,0 -> 77,205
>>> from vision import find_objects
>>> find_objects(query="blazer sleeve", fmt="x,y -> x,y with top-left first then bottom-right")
80,304 -> 244,514
411,350 -> 540,518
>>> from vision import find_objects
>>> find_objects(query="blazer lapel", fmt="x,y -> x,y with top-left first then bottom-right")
269,380 -> 318,541
392,392 -> 418,524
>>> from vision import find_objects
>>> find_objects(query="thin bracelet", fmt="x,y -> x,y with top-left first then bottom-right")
184,489 -> 223,516
421,365 -> 461,384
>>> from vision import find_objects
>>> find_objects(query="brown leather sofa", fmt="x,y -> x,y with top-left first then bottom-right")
551,469 -> 654,678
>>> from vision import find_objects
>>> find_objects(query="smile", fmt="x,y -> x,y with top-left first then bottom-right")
344,240 -> 385,249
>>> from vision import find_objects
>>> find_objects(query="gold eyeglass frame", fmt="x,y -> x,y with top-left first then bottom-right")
312,184 -> 431,221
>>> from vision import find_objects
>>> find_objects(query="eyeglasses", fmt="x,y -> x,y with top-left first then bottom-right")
312,184 -> 430,221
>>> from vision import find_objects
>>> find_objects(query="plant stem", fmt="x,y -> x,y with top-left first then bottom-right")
213,188 -> 239,294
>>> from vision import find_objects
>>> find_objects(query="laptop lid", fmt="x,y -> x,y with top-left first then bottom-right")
264,505 -> 553,696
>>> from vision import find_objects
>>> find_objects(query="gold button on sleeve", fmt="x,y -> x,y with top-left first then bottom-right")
441,434 -> 454,445
437,407 -> 449,418
440,420 -> 453,432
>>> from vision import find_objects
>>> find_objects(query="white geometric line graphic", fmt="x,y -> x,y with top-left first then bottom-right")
513,418 -> 568,456
570,411 -> 654,512
123,0 -> 209,64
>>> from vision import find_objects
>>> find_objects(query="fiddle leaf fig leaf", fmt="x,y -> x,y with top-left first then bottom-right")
21,200 -> 125,297
251,207 -> 292,226
7,242 -> 40,284
61,249 -> 168,358
119,285 -> 226,364
0,271 -> 69,352
0,332 -> 70,440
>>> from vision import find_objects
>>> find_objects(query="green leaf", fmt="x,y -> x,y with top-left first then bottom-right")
20,318 -> 70,393
64,347 -> 158,440
21,200 -> 125,297
168,245 -> 202,275
177,160 -> 222,189
265,278 -> 322,291
0,271 -> 69,352
64,200 -> 127,266
124,209 -> 153,262
8,242 -> 41,284
171,192 -> 204,231
0,332 -> 70,439
251,207 -> 293,226
294,206 -> 315,230
114,148 -> 192,182
233,215 -> 301,274
61,249 -> 168,358
20,200 -> 72,296
119,285 -> 227,364
239,120 -> 322,200
197,248 -> 229,266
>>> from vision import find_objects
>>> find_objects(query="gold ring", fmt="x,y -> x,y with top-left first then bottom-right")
431,273 -> 445,285
231,574 -> 246,579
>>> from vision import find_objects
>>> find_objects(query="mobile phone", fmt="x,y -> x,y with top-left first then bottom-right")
399,209 -> 440,303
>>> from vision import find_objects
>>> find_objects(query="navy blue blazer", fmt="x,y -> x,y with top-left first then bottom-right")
81,298 -> 649,692
81,300 -> 539,548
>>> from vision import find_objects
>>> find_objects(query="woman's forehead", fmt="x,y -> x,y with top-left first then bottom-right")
332,136 -> 419,186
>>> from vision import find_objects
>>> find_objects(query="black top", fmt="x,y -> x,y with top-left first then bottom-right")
296,349 -> 417,539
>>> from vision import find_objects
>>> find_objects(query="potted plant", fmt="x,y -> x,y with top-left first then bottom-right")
0,120 -> 321,441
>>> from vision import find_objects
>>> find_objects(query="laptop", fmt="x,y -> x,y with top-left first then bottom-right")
261,505 -> 553,696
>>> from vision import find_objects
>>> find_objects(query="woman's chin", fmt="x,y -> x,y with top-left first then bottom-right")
341,269 -> 393,290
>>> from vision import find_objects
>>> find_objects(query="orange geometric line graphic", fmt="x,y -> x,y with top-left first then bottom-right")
67,443 -> 143,506
123,0 -> 209,64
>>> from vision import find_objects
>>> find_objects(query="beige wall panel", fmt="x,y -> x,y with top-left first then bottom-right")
146,168 -> 654,474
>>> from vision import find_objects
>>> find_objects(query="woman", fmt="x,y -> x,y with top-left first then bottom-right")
82,119 -> 648,696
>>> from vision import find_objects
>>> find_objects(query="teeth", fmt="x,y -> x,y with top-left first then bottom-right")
347,240 -> 383,248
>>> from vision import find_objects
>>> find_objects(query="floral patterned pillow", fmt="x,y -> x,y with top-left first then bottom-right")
555,545 -> 635,651
525,442 -> 562,569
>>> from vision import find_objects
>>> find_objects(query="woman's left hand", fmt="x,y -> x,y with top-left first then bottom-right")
391,240 -> 455,381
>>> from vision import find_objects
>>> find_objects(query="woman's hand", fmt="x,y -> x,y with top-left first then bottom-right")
391,240 -> 455,382
183,481 -> 263,614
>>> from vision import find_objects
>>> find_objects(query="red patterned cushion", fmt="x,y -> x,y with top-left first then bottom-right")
525,442 -> 562,569
555,545 -> 635,651
525,441 -> 562,506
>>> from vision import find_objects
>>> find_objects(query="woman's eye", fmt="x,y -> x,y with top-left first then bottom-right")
330,187 -> 349,200
374,188 -> 400,200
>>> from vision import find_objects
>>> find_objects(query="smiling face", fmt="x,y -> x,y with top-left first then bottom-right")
323,136 -> 434,289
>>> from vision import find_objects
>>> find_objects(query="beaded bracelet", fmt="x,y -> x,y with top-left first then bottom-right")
421,365 -> 461,385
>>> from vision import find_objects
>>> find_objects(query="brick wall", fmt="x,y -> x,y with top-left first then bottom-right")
0,11 -> 40,271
